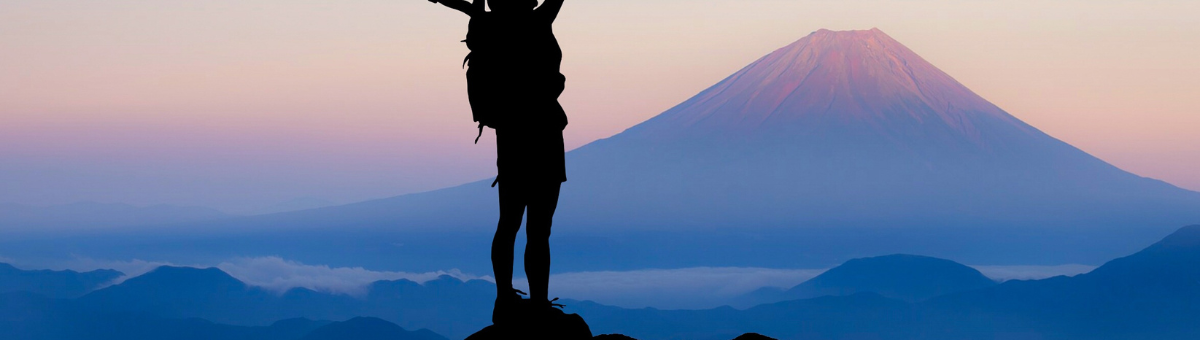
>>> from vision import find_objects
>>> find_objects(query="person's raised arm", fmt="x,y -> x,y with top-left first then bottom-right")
427,0 -> 480,16
536,0 -> 565,23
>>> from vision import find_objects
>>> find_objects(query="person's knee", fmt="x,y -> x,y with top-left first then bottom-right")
498,215 -> 522,226
495,224 -> 521,240
526,224 -> 551,240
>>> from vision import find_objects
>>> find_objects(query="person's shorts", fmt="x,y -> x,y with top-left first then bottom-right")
496,128 -> 567,184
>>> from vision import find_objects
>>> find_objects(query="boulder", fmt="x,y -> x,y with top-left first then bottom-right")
465,304 -> 591,340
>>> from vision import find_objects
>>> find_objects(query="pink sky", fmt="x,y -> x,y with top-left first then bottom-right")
2,0 -> 1198,213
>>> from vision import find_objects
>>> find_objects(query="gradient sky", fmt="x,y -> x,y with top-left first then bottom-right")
2,0 -> 1198,214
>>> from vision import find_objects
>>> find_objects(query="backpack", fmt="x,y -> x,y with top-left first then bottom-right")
461,13 -> 567,143
463,16 -> 499,144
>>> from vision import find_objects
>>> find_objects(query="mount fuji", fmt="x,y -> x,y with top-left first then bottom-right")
553,28 -> 1199,229
9,29 -> 1199,271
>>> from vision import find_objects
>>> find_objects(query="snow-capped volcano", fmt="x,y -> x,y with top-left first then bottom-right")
626,28 -> 1041,150
558,28 -> 1199,228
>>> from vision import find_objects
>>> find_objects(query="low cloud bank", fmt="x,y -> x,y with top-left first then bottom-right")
528,267 -> 826,310
215,256 -> 487,296
52,256 -> 489,297
34,256 -> 1099,308
972,264 -> 1097,282
536,265 -> 1100,309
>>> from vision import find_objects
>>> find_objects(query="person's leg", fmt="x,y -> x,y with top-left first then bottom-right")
493,182 -> 526,297
524,181 -> 562,303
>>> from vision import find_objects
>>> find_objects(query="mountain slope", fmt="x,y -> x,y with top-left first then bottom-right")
740,254 -> 996,306
921,224 -> 1200,339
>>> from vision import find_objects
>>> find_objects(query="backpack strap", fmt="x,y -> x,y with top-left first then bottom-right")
474,122 -> 484,144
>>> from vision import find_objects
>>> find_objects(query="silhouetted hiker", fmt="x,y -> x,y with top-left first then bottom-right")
428,0 -> 568,325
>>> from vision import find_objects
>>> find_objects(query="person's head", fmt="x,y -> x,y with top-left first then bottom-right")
489,0 -> 537,12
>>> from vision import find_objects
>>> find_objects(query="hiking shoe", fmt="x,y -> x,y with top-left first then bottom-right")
492,289 -> 527,325
535,297 -> 566,316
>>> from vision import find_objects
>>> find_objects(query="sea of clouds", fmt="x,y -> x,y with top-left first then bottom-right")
45,256 -> 489,297
18,256 -> 1095,309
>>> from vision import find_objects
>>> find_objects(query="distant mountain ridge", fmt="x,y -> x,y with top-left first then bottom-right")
739,254 -> 996,307
0,263 -> 121,298
74,266 -> 494,340
0,303 -> 440,340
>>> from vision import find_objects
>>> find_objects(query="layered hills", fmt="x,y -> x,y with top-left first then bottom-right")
575,225 -> 1200,340
5,225 -> 1200,339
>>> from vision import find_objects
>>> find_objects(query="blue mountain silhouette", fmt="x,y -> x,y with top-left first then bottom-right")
76,266 -> 278,321
0,263 -> 121,298
72,267 -> 493,339
0,308 -> 440,340
574,225 -> 1200,339
739,254 -> 996,307
920,224 -> 1200,339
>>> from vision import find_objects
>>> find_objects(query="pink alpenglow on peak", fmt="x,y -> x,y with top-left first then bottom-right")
634,28 -> 1038,151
